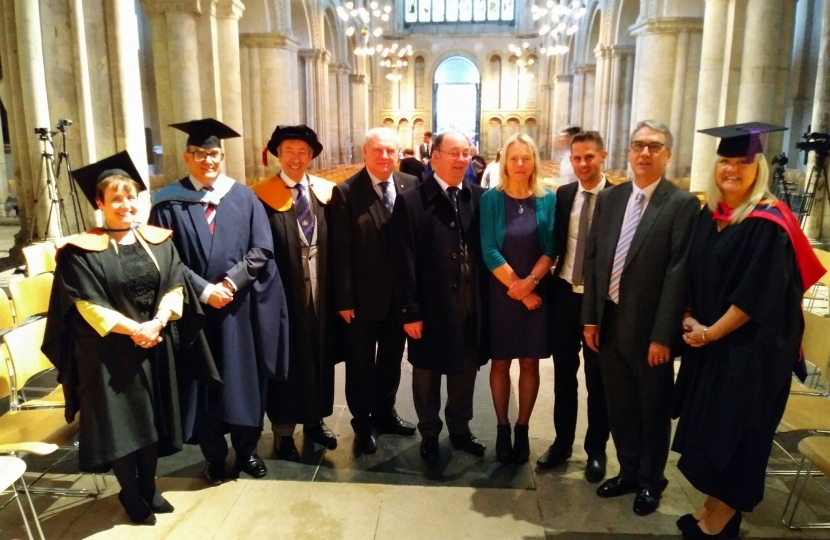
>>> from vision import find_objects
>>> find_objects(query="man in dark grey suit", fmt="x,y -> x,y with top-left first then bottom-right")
582,120 -> 699,516
331,128 -> 419,455
539,131 -> 611,482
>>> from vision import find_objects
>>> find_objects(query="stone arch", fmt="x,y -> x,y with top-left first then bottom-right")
383,117 -> 395,128
414,56 -> 427,109
486,117 -> 503,155
397,118 -> 411,151
291,0 -> 313,48
488,54 -> 502,109
412,118 -> 426,150
615,0 -> 638,46
524,117 -> 539,141
503,116 -> 521,142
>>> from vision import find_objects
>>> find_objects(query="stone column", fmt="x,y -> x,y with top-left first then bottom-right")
690,0 -> 730,192
582,65 -> 596,130
332,65 -> 351,164
629,19 -> 681,129
70,0 -> 96,165
16,0 -> 57,239
606,50 -> 623,169
142,0 -> 203,180
110,0 -> 150,222
216,0 -> 246,182
240,33 -> 300,179
571,66 -> 585,127
667,30 -> 691,179
595,45 -> 612,138
805,0 -> 830,239
552,74 -> 572,136
196,0 -> 222,120
300,49 -> 332,170
736,0 -> 787,123
350,74 -> 369,163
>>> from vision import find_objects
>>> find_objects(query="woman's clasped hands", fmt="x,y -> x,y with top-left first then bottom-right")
507,276 -> 542,311
131,319 -> 164,349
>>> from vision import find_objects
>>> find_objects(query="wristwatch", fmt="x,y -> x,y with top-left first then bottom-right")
531,274 -> 540,286
153,316 -> 167,328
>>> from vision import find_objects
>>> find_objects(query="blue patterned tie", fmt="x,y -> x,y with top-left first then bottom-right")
379,181 -> 394,213
293,183 -> 314,244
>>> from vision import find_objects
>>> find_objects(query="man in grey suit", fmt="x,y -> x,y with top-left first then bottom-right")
582,120 -> 699,516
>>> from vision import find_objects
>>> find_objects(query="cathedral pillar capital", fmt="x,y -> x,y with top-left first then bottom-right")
299,48 -> 331,64
216,0 -> 245,20
140,0 -> 202,17
240,32 -> 299,51
629,17 -> 703,37
350,74 -> 367,84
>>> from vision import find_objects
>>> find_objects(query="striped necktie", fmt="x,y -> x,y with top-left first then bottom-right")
608,191 -> 645,304
202,185 -> 216,234
379,181 -> 394,213
293,183 -> 314,244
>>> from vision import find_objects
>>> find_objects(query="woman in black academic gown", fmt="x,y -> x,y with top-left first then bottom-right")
43,152 -> 210,525
672,125 -> 824,539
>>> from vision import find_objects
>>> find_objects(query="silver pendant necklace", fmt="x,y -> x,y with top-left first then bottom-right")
516,197 -> 525,214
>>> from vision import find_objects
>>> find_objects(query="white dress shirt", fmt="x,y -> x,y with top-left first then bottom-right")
190,173 -> 237,302
367,170 -> 396,209
561,176 -> 607,290
559,155 -> 578,184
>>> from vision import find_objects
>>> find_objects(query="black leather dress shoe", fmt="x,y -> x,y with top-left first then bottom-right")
680,512 -> 741,539
596,475 -> 639,498
633,488 -> 661,516
376,414 -> 416,436
237,455 -> 267,478
355,428 -> 379,454
536,444 -> 572,469
449,433 -> 486,457
119,491 -> 157,525
304,421 -> 338,449
275,436 -> 300,461
420,436 -> 439,464
204,461 -> 225,486
585,454 -> 607,483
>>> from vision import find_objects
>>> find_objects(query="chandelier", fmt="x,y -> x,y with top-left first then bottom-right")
380,42 -> 414,80
531,0 -> 587,56
338,1 -> 394,56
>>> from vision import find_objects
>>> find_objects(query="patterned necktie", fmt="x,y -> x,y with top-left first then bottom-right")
293,183 -> 314,244
379,181 -> 394,213
202,185 -> 216,234
571,191 -> 593,286
447,186 -> 465,247
608,191 -> 645,304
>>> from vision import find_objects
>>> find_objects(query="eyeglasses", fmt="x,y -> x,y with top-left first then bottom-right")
188,149 -> 225,162
629,141 -> 666,154
438,149 -> 472,160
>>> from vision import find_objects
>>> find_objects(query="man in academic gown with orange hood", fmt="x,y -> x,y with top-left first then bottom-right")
252,125 -> 340,460
149,119 -> 289,485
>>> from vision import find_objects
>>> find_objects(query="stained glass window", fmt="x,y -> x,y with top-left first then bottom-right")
405,0 -> 417,22
418,0 -> 431,22
473,0 -> 486,21
407,0 -> 511,23
445,0 -> 458,21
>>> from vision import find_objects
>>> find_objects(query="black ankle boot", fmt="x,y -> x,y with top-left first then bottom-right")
495,424 -> 512,464
118,491 -> 156,525
512,424 -> 530,464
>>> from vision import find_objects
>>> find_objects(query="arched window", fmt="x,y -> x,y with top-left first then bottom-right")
489,55 -> 502,109
486,118 -> 503,155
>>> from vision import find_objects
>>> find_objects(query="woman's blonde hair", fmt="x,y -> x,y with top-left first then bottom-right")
496,133 -> 545,197
706,153 -> 777,224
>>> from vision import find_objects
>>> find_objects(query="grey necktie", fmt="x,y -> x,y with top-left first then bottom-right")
379,181 -> 394,213
571,191 -> 593,286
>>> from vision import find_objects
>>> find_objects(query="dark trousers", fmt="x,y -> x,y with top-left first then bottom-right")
345,307 -> 407,433
412,317 -> 478,437
550,277 -> 609,456
111,442 -> 159,513
599,301 -> 674,492
198,415 -> 262,464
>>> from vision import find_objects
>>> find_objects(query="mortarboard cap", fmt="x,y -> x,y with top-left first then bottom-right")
264,125 -> 324,163
698,122 -> 787,163
169,118 -> 241,149
71,151 -> 146,206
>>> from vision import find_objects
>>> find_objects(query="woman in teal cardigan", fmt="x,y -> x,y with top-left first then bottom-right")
480,133 -> 556,464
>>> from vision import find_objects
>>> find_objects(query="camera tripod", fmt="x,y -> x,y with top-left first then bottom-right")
28,129 -> 70,241
799,149 -> 829,228
53,124 -> 87,232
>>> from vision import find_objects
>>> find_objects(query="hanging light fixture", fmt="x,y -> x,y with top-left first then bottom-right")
524,0 -> 587,56
339,1 -> 394,56
380,43 -> 413,80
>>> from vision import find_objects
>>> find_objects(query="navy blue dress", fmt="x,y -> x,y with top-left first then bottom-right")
488,195 -> 549,359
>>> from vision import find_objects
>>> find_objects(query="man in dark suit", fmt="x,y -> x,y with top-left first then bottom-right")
331,128 -> 419,455
399,148 -> 425,180
582,120 -> 699,516
538,131 -> 611,483
418,131 -> 433,164
390,130 -> 488,464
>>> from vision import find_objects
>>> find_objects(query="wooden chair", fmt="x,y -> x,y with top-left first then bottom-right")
793,312 -> 830,396
770,395 -> 830,476
8,273 -> 53,322
782,436 -> 830,530
0,288 -> 15,332
804,249 -> 830,313
0,342 -> 103,497
21,242 -> 56,277
4,319 -> 64,410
